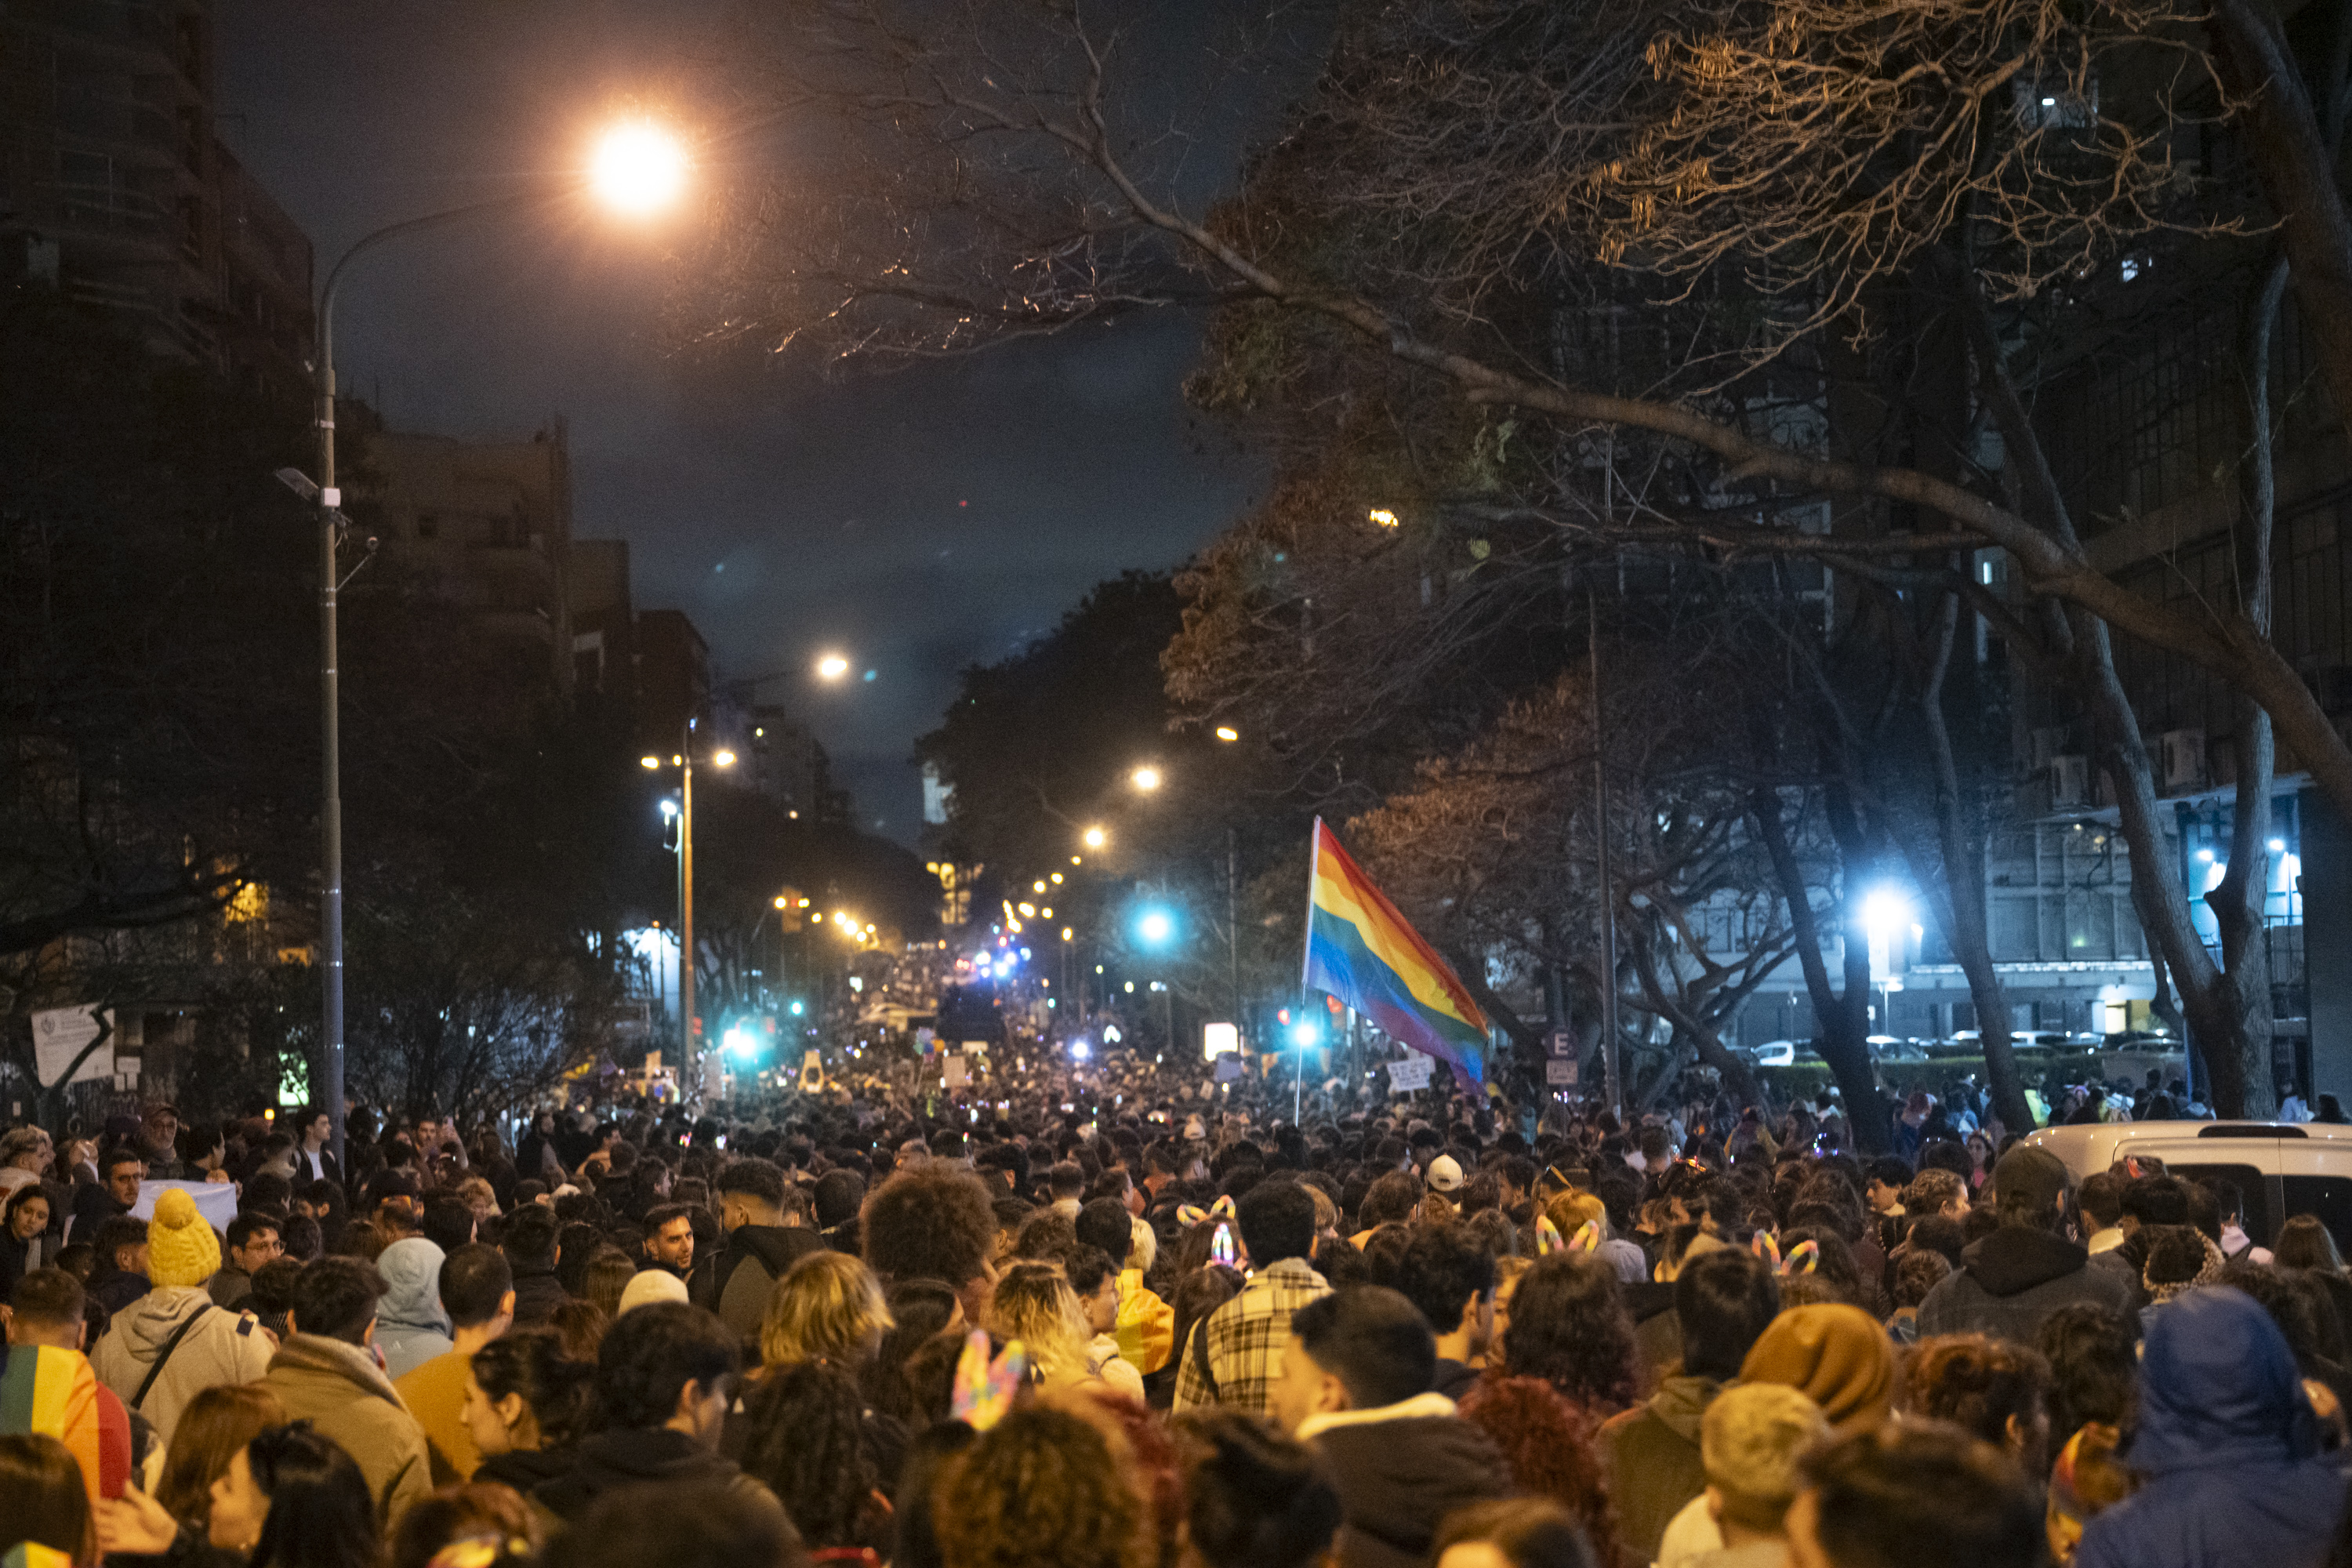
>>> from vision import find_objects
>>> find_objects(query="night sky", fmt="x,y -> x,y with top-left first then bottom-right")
213,1 -> 1271,840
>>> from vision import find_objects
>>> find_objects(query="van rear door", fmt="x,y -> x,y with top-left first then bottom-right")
2168,1125 -> 2288,1245
2277,1133 -> 2352,1255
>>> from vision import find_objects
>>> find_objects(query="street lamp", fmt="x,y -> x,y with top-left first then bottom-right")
816,654 -> 851,681
644,724 -> 735,1094
590,120 -> 691,216
1131,765 -> 1163,793
281,116 -> 689,1165
1083,826 -> 1109,850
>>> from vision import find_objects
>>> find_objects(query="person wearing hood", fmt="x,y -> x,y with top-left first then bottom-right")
1271,1286 -> 1510,1568
1599,1248 -> 1781,1563
1655,1302 -> 1898,1566
1917,1146 -> 2132,1343
532,1301 -> 788,1528
2074,1286 -> 2347,1568
261,1254 -> 431,1525
706,1159 -> 826,1349
87,1187 -> 273,1450
374,1238 -> 454,1381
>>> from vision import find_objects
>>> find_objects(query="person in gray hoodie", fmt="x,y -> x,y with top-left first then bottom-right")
88,1187 -> 274,1450
375,1236 -> 454,1380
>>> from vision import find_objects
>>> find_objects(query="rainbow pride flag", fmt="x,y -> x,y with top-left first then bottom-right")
0,1343 -> 100,1506
1302,819 -> 1491,1086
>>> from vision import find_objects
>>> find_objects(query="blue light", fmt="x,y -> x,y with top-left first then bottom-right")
1137,908 -> 1174,946
1290,1022 -> 1322,1049
1071,1040 -> 1091,1061
789,1000 -> 804,1016
723,1025 -> 757,1059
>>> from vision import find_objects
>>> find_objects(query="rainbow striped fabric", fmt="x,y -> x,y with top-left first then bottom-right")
0,1343 -> 100,1505
1302,819 -> 1491,1086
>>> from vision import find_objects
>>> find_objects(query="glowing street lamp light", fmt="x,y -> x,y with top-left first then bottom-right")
1131,765 -> 1163,792
816,654 -> 851,681
1083,826 -> 1109,850
1137,909 -> 1175,947
589,119 -> 691,217
292,111 -> 704,1163
1214,727 -> 1240,742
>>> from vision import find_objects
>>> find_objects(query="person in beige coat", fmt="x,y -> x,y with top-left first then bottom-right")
88,1188 -> 273,1448
261,1254 -> 431,1526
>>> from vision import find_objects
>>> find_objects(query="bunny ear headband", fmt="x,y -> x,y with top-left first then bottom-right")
1534,1214 -> 1566,1256
1568,1219 -> 1603,1254
951,1327 -> 1029,1431
1748,1231 -> 1819,1276
1176,1204 -> 1209,1227
1210,1194 -> 1238,1220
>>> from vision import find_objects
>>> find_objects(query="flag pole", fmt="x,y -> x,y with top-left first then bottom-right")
1298,820 -> 1323,1128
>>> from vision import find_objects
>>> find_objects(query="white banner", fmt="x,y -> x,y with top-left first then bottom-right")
131,1179 -> 237,1234
32,1005 -> 112,1088
1388,1055 -> 1435,1093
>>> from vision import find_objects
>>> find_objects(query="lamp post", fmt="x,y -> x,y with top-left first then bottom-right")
280,120 -> 689,1166
644,731 -> 735,1099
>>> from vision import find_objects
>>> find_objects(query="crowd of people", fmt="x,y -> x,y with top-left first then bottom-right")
0,1071 -> 2347,1568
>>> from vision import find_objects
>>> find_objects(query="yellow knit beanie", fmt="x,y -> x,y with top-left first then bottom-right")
147,1188 -> 220,1288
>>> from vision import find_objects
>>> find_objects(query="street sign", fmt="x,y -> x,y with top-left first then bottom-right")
1546,1028 -> 1575,1058
1388,1056 -> 1434,1093
1546,1058 -> 1580,1087
32,1005 -> 111,1089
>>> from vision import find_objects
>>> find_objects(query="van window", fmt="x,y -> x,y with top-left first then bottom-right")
2167,1163 -> 2274,1242
2281,1176 -> 2352,1255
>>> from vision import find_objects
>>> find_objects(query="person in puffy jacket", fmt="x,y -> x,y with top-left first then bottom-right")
2074,1286 -> 2347,1568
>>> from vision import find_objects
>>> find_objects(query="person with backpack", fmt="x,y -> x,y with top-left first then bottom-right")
87,1190 -> 271,1450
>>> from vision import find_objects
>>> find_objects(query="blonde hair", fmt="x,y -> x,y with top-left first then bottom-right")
761,1250 -> 894,1370
1544,1190 -> 1608,1241
1700,1383 -> 1828,1532
986,1261 -> 1094,1385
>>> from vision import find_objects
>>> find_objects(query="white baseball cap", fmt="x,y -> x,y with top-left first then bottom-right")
1425,1153 -> 1465,1193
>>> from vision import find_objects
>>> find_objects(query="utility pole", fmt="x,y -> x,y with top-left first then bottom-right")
1228,827 -> 1242,1030
1592,586 -> 1622,1121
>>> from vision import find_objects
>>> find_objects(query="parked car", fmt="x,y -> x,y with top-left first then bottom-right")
1746,1040 -> 1800,1068
2025,1120 -> 2352,1253
1867,1035 -> 1930,1062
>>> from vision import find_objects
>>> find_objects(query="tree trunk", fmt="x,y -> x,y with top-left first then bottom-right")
1752,785 -> 1890,1152
1910,590 -> 2038,1135
2208,0 -> 2352,459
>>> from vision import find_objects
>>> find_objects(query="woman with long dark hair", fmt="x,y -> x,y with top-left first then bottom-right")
735,1360 -> 891,1559
463,1327 -> 593,1497
0,1432 -> 94,1565
0,1185 -> 56,1301
97,1422 -> 377,1568
1496,1254 -> 1641,1418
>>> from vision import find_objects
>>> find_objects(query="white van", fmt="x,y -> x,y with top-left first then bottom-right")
2024,1120 -> 2352,1250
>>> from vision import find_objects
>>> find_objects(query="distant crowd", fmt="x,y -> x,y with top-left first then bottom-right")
0,1074 -> 2344,1568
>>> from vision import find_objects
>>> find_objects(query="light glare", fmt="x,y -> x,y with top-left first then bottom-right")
590,120 -> 689,216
